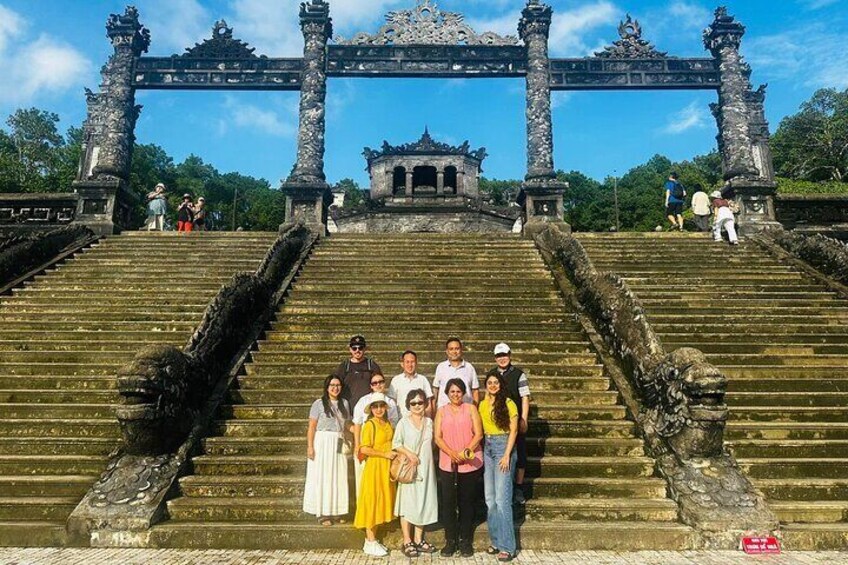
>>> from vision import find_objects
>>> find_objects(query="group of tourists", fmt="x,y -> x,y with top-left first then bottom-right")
146,183 -> 207,232
664,173 -> 739,244
303,335 -> 531,561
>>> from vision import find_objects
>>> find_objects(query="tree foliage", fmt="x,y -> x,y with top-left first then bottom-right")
772,88 -> 848,182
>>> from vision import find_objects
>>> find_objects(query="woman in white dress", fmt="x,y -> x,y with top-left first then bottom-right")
303,375 -> 352,525
393,389 -> 438,557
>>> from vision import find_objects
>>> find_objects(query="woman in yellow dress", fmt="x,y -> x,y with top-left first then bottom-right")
354,392 -> 397,557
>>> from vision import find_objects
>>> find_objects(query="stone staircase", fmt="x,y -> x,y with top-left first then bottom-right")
576,232 -> 848,550
149,233 -> 694,550
0,231 -> 277,547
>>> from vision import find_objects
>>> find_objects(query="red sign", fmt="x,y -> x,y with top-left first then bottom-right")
742,537 -> 781,554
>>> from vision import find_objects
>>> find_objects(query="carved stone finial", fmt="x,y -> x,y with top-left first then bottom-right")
594,14 -> 667,59
180,19 -> 262,59
519,0 -> 553,40
703,6 -> 745,54
106,5 -> 150,54
337,0 -> 518,46
300,0 -> 333,38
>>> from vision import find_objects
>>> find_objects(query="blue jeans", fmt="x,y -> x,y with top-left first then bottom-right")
483,434 -> 517,555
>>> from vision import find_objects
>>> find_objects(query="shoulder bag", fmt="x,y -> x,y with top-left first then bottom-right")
390,419 -> 428,484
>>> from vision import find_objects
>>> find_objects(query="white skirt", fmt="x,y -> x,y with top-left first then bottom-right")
303,430 -> 350,517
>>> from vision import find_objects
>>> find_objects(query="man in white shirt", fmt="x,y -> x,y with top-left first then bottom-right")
351,372 -> 399,496
388,350 -> 435,417
432,337 -> 479,408
690,184 -> 711,232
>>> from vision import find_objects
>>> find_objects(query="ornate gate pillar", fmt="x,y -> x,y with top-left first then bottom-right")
705,8 -> 779,234
74,7 -> 148,235
283,0 -> 332,231
519,1 -> 568,236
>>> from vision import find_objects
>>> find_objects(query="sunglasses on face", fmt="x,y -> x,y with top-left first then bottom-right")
409,400 -> 425,407
350,346 -> 364,351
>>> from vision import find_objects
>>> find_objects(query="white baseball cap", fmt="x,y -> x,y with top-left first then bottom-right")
493,342 -> 511,355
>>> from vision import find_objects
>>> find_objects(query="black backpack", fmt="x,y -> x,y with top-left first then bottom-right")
671,182 -> 685,200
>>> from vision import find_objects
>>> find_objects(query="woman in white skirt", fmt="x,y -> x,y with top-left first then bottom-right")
393,389 -> 439,557
304,374 -> 353,525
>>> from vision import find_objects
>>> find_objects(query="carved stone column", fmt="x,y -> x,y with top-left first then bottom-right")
405,171 -> 413,196
436,171 -> 445,195
456,171 -> 465,196
518,0 -> 568,235
705,7 -> 779,234
283,1 -> 332,230
75,7 -> 149,235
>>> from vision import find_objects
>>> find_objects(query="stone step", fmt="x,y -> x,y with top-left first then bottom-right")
729,407 -> 848,423
20,283 -> 230,292
726,378 -> 848,393
755,478 -> 848,502
0,497 -> 78,521
661,333 -> 848,345
0,437 -> 119,456
177,475 -> 667,500
0,419 -> 119,438
0,341 -> 180,353
147,520 -> 694,550
0,376 -> 117,390
0,311 -> 214,322
669,343 -> 848,355
725,392 -> 848,407
0,362 -> 127,376
522,498 -> 678,522
653,323 -> 848,335
282,297 -> 565,308
271,314 -> 577,325
0,522 -> 68,547
0,455 -> 106,475
647,307 -> 848,317
0,475 -> 96,497
641,298 -> 841,308
248,351 -> 598,366
726,422 -> 848,441
0,331 -> 188,342
235,374 -> 611,392
256,341 -> 594,355
209,419 -> 638,439
719,366 -> 848,378
642,292 -> 838,301
647,314 -> 848,325
290,281 -> 558,291
32,273 -> 238,283
226,389 -> 620,406
737,458 -> 848,479
243,363 -> 605,378
263,330 -> 589,342
0,403 -> 116,419
0,351 -> 138,364
629,283 -> 827,292
729,440 -> 848,459
781,523 -> 848,550
217,403 -> 626,421
1,298 -> 216,309
709,355 -> 848,367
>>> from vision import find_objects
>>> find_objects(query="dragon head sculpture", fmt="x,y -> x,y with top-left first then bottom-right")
116,345 -> 202,456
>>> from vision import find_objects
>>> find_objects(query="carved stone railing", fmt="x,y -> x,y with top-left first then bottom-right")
68,223 -> 317,544
534,223 -> 777,548
775,194 -> 848,235
0,225 -> 96,290
0,193 -> 78,226
758,230 -> 848,289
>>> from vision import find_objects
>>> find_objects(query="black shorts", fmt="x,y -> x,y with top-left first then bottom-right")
515,432 -> 527,470
666,202 -> 683,216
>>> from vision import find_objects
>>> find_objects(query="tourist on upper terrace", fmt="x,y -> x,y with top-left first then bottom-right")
193,197 -> 207,231
480,372 -> 519,562
664,172 -> 686,231
333,335 -> 383,410
303,375 -> 353,527
389,350 -> 434,417
433,378 -> 483,558
146,183 -> 167,231
710,191 -> 739,245
485,342 -> 531,505
354,392 -> 397,558
690,184 -> 711,232
392,389 -> 438,558
177,194 -> 195,232
432,337 -> 479,409
351,372 -> 399,495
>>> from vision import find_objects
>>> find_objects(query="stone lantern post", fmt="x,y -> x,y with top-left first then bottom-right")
704,7 -> 780,234
74,6 -> 148,235
518,0 -> 569,236
283,0 -> 333,231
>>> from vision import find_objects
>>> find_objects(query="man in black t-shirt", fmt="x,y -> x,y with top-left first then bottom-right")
332,334 -> 383,414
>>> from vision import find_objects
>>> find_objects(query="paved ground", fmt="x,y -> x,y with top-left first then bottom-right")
1,549 -> 848,565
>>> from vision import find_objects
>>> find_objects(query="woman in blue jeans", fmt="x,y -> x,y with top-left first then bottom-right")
479,372 -> 519,562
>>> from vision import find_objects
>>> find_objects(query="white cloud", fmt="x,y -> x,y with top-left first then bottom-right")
662,101 -> 710,134
228,0 -> 302,57
746,24 -> 848,89
799,0 -> 839,9
0,4 -> 92,106
549,1 -> 620,57
552,91 -> 572,109
0,4 -> 25,55
219,95 -> 297,138
667,1 -> 711,30
140,0 -> 209,55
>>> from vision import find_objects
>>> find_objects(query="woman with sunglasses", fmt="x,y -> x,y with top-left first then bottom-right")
480,372 -> 519,562
433,378 -> 483,557
354,392 -> 397,557
303,375 -> 352,526
392,389 -> 438,557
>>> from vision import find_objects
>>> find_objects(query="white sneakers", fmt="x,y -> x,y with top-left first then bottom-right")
363,539 -> 389,557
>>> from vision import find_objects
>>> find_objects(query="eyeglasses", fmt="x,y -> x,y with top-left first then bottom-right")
350,345 -> 364,351
409,401 -> 425,407
370,379 -> 385,386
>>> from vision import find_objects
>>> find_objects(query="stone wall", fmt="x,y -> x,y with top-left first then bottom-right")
776,195 -> 848,237
0,225 -> 95,288
334,209 -> 517,233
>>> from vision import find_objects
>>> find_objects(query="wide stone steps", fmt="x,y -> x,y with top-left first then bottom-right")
578,232 -> 848,548
0,231 -> 277,548
156,233 -> 688,550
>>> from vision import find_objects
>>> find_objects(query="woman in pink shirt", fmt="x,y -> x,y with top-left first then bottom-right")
433,378 -> 483,558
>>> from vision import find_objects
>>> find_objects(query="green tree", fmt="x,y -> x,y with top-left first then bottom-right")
333,177 -> 366,207
772,88 -> 848,182
5,107 -> 65,191
479,177 -> 521,206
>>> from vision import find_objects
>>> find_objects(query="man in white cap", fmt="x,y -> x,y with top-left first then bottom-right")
486,342 -> 531,504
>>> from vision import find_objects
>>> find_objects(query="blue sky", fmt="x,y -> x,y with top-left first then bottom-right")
0,0 -> 845,188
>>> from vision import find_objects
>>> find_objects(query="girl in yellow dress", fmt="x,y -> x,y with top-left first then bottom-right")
354,392 -> 397,557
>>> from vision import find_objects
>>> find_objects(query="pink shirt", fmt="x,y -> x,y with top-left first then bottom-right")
437,403 -> 483,473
